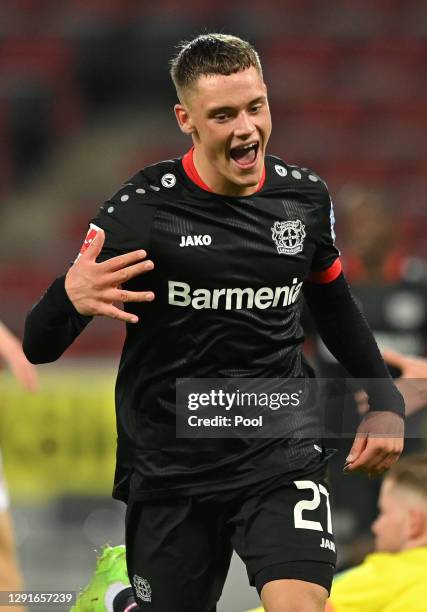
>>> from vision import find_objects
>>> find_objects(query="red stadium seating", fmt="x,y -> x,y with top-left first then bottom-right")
1,1 -> 426,353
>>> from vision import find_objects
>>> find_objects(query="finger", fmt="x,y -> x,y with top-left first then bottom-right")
359,447 -> 393,474
109,289 -> 155,304
109,260 -> 154,285
367,455 -> 398,478
344,450 -> 374,473
345,433 -> 368,465
370,451 -> 401,476
355,390 -> 369,415
100,304 -> 139,324
348,437 -> 388,469
346,438 -> 400,473
381,348 -> 405,371
102,249 -> 149,272
84,227 -> 105,261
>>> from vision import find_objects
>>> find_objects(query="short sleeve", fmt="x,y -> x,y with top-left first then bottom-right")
308,181 -> 342,283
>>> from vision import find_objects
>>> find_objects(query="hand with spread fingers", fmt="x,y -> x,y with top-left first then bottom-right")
65,228 -> 155,324
343,410 -> 404,478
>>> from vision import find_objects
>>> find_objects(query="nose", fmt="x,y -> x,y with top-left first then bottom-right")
234,111 -> 256,137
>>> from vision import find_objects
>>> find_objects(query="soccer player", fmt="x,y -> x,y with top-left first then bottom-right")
23,34 -> 405,612
326,453 -> 427,611
0,320 -> 38,612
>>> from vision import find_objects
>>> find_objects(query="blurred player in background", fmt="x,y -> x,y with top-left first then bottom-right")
379,349 -> 427,416
326,452 -> 427,611
0,320 -> 38,611
307,187 -> 427,567
23,34 -> 405,612
0,322 -> 38,394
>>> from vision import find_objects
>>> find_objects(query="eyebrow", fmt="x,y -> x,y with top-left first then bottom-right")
207,96 -> 266,116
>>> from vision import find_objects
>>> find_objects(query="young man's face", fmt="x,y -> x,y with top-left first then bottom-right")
372,479 -> 409,552
175,66 -> 272,197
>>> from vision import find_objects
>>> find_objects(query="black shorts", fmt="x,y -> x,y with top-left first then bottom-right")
125,468 -> 336,612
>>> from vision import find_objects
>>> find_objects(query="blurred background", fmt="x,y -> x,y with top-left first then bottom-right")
0,0 -> 426,610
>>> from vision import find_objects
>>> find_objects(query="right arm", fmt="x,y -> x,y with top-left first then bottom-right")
23,275 -> 92,364
23,229 -> 154,364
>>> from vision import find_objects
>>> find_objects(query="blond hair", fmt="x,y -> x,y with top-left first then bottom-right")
386,453 -> 427,500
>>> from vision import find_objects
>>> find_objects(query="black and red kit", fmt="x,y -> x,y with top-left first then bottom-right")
24,149 -> 404,501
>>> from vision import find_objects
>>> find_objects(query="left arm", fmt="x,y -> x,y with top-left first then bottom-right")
303,271 -> 404,476
304,176 -> 404,476
303,272 -> 404,415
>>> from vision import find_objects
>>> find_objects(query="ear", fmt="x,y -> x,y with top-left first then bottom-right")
174,104 -> 196,135
407,507 -> 425,540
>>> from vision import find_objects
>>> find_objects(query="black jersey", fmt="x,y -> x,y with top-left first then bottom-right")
81,149 -> 341,500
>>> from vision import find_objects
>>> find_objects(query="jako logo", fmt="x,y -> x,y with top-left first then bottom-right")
180,234 -> 212,247
168,278 -> 303,310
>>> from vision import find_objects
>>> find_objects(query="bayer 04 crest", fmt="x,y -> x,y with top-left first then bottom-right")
271,219 -> 306,255
133,574 -> 152,603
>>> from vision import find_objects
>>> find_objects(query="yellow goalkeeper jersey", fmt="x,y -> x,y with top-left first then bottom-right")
244,547 -> 427,612
328,547 -> 427,611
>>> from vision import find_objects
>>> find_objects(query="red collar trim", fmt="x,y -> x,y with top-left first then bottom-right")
182,147 -> 214,192
181,147 -> 266,195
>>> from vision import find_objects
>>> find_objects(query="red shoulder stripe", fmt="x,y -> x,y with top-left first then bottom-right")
308,258 -> 342,283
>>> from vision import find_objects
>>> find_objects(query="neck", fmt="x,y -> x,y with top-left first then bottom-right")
402,536 -> 427,551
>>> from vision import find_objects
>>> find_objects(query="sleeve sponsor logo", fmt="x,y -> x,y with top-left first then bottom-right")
75,223 -> 102,261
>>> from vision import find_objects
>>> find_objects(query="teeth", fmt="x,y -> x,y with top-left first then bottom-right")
229,141 -> 259,162
233,143 -> 257,151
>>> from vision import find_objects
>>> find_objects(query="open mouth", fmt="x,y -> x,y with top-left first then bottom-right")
230,142 -> 259,168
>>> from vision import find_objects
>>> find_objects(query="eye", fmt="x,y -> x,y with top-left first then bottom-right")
214,113 -> 229,122
250,104 -> 262,114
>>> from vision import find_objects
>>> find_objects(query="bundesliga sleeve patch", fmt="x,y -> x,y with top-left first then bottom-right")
75,223 -> 102,261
